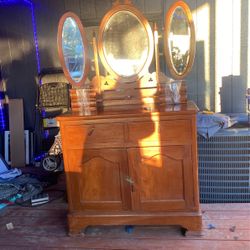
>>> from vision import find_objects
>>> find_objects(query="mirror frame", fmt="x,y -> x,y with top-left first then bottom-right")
57,12 -> 90,87
164,1 -> 196,80
98,3 -> 154,83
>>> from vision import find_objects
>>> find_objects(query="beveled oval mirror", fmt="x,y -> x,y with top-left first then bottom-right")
98,3 -> 154,83
57,12 -> 90,87
164,1 -> 195,80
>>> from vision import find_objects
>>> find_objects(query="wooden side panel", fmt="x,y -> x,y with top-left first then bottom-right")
66,148 -> 131,211
128,146 -> 194,211
9,99 -> 25,167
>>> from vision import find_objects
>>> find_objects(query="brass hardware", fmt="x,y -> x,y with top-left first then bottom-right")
88,127 -> 95,136
125,176 -> 134,185
125,176 -> 134,192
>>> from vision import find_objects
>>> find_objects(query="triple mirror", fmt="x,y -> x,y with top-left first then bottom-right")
57,1 -> 196,88
164,1 -> 195,80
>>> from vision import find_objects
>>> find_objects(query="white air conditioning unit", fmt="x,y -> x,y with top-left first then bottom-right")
4,130 -> 33,165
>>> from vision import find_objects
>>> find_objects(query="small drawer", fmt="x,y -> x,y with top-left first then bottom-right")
64,123 -> 124,148
128,120 -> 191,145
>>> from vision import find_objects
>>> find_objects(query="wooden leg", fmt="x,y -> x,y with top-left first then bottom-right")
68,215 -> 87,236
181,223 -> 203,237
181,217 -> 203,237
68,225 -> 87,236
183,228 -> 203,236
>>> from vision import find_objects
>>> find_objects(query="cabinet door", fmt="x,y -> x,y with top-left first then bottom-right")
128,146 -> 194,211
66,148 -> 131,211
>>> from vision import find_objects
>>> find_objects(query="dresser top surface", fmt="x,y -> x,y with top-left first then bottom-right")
57,101 -> 198,122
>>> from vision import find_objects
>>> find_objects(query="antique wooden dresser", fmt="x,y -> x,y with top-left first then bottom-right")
57,102 -> 202,235
57,0 -> 202,235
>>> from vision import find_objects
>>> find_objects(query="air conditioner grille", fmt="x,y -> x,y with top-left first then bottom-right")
198,129 -> 250,203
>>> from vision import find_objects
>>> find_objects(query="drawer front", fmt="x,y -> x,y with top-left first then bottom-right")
128,120 -> 191,145
64,123 -> 124,148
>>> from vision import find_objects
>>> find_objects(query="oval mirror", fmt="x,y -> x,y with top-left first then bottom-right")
164,1 -> 195,79
57,12 -> 90,87
98,4 -> 154,82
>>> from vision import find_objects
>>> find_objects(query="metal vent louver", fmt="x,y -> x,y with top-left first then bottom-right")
198,129 -> 250,203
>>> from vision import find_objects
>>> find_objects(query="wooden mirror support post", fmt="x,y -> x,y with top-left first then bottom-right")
153,23 -> 187,106
154,23 -> 160,92
91,31 -> 105,110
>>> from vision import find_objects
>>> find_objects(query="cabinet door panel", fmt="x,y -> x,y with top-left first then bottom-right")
66,148 -> 131,211
128,146 -> 194,211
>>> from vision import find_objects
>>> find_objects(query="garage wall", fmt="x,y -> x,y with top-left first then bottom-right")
0,2 -> 38,130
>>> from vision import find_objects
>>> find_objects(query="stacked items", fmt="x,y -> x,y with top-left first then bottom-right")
70,88 -> 97,114
157,80 -> 187,105
100,85 -> 188,112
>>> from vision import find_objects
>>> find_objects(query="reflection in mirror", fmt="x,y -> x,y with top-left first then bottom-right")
169,7 -> 190,75
62,17 -> 84,83
103,11 -> 149,77
98,4 -> 154,82
164,1 -> 195,80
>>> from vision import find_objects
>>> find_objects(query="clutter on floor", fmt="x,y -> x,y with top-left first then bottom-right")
0,158 -> 63,209
0,154 -> 10,175
0,173 -> 43,207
